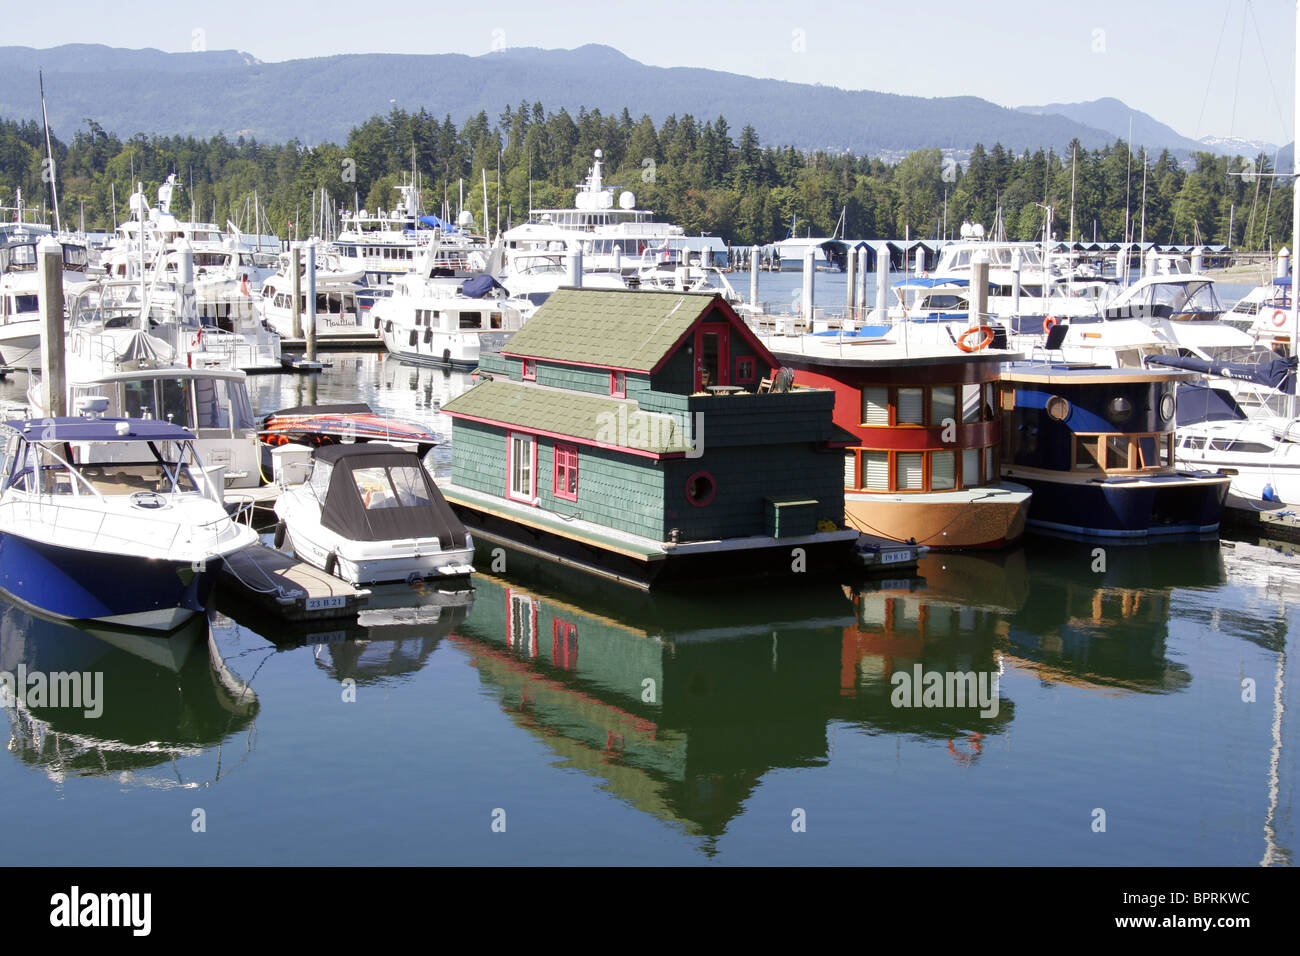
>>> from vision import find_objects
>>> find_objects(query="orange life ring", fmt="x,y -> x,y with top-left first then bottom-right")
957,325 -> 994,353
1043,315 -> 1059,334
1272,308 -> 1288,327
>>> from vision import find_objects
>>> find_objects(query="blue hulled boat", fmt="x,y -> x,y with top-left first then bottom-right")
999,363 -> 1230,538
0,412 -> 258,631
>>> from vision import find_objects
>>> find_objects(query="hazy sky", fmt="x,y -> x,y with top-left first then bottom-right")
4,0 -> 1296,144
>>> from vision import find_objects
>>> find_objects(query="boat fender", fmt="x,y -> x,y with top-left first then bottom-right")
323,552 -> 339,578
957,325 -> 994,353
1042,315 -> 1059,334
1273,309 -> 1288,328
1263,484 -> 1280,503
443,348 -> 452,365
273,520 -> 287,549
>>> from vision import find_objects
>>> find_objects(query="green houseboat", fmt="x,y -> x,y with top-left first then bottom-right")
439,288 -> 862,587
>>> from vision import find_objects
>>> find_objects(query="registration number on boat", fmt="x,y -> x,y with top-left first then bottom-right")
305,595 -> 347,611
878,550 -> 913,565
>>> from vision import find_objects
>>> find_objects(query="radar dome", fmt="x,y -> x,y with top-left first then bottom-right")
619,191 -> 636,210
457,210 -> 476,228
594,149 -> 603,159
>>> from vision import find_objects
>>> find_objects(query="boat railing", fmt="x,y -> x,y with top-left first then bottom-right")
0,490 -> 245,556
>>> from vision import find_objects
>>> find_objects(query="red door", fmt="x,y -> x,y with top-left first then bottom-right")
694,325 -> 730,392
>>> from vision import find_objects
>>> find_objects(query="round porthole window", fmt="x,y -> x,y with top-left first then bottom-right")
1159,392 -> 1176,422
1045,395 -> 1071,421
1107,396 -> 1133,423
685,471 -> 716,507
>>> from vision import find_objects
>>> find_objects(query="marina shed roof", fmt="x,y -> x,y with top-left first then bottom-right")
442,379 -> 694,456
502,288 -> 774,374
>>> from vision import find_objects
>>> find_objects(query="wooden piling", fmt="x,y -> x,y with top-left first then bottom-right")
38,237 -> 66,416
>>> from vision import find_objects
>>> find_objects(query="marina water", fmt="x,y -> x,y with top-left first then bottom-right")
0,273 -> 1292,865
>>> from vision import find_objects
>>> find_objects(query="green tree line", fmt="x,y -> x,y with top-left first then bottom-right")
0,106 -> 1290,249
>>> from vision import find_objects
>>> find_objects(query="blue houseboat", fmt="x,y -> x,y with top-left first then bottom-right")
438,288 -> 861,587
999,363 -> 1230,537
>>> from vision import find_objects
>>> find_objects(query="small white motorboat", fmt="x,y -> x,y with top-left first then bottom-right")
273,443 -> 474,585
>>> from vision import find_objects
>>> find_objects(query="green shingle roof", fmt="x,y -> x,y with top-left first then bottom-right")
442,379 -> 694,455
502,288 -> 718,371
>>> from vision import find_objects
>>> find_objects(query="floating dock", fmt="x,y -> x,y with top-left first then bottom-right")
1222,503 -> 1300,542
219,543 -> 370,620
279,336 -> 385,351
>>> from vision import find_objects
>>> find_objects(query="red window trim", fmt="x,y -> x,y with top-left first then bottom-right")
553,442 -> 579,502
506,431 -> 537,504
685,470 -> 717,507
610,370 -> 626,398
552,619 -> 578,670
736,357 -> 757,385
522,358 -> 536,381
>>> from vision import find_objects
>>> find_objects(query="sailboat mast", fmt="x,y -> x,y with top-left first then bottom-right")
38,71 -> 62,234
1289,0 -> 1299,419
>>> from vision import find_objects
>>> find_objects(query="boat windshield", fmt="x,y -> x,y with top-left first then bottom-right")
3,437 -> 200,496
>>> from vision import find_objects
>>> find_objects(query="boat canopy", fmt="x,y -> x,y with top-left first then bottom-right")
460,274 -> 507,299
415,215 -> 463,233
311,443 -> 467,546
1145,354 -> 1296,393
2,416 -> 196,444
1173,384 -> 1248,426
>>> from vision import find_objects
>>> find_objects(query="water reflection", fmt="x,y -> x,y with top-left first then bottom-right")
1001,537 -> 1225,693
456,537 -> 1228,843
216,581 -> 475,686
0,601 -> 258,787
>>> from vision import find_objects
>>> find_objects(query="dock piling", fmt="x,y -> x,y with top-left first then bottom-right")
801,246 -> 815,320
750,246 -> 760,308
37,237 -> 65,416
305,240 -> 317,362
845,247 -> 857,319
875,248 -> 889,321
291,245 -> 303,339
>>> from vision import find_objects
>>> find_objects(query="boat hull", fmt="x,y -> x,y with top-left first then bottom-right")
284,524 -> 474,585
844,482 -> 1031,549
1007,471 -> 1230,537
0,531 -> 215,631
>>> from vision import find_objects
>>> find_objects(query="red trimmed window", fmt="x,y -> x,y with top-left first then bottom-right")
610,370 -> 626,397
522,358 -> 536,381
736,358 -> 756,385
507,432 -> 536,503
553,443 -> 579,501
552,620 -> 578,670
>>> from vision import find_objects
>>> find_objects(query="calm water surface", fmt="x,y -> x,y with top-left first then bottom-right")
0,274 -> 1291,866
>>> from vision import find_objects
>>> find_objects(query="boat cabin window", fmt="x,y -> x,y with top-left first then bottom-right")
194,377 -> 256,430
1207,438 -> 1273,454
9,294 -> 38,315
922,294 -> 965,311
459,311 -> 482,329
352,465 -> 432,510
1074,433 -> 1174,473
123,377 -> 193,426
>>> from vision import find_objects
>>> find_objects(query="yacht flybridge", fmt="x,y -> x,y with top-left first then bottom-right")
500,150 -> 728,272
